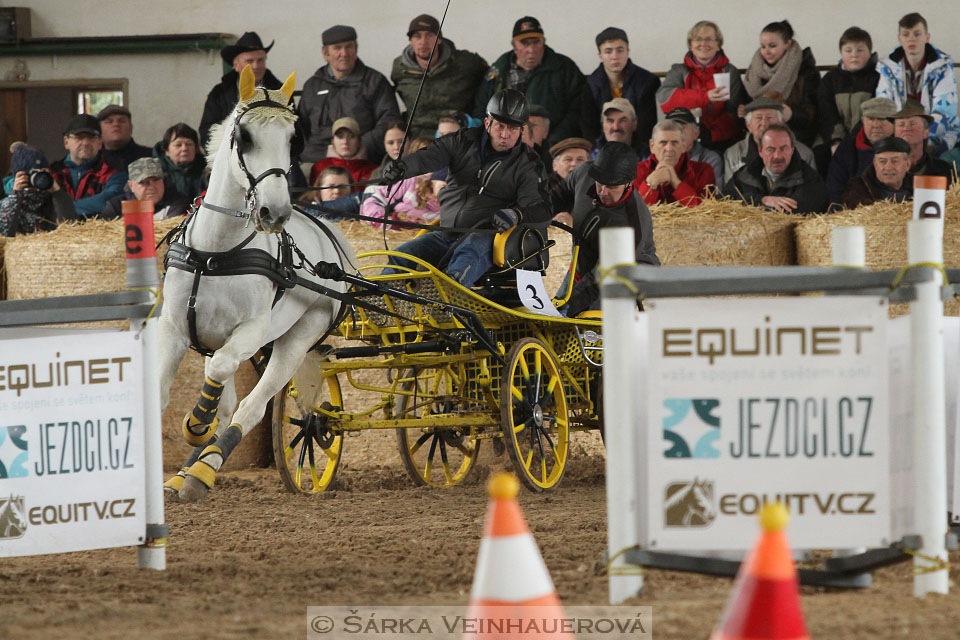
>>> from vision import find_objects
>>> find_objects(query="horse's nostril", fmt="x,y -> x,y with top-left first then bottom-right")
259,207 -> 271,220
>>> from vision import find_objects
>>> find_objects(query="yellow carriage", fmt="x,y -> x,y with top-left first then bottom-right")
270,245 -> 604,493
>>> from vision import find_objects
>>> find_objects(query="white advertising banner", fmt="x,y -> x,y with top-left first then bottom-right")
0,329 -> 145,557
643,297 -> 890,550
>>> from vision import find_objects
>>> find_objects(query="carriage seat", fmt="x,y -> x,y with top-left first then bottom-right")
471,225 -> 554,308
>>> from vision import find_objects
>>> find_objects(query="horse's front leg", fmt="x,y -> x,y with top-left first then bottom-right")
180,316 -> 269,446
178,316 -> 269,502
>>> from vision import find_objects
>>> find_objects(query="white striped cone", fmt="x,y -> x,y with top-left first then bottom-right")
463,472 -> 572,639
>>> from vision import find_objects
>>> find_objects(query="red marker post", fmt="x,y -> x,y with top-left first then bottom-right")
121,199 -> 166,570
122,200 -> 160,289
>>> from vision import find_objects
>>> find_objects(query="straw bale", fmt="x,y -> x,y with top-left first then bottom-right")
2,217 -> 269,471
795,183 -> 960,316
649,196 -> 799,266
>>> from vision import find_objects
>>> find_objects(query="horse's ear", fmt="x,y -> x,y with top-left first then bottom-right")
280,71 -> 296,103
238,64 -> 256,102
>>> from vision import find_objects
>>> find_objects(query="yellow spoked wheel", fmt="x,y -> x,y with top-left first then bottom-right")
271,353 -> 343,494
395,366 -> 481,488
500,338 -> 569,491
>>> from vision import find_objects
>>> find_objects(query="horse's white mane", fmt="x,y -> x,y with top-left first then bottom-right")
205,87 -> 297,168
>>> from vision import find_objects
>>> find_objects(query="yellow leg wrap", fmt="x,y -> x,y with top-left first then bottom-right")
186,460 -> 217,489
181,413 -> 219,446
163,468 -> 187,492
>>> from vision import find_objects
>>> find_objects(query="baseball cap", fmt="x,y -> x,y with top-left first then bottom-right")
512,16 -> 544,41
128,157 -> 164,183
407,14 -> 440,37
602,97 -> 636,120
63,114 -> 101,136
665,107 -> 697,125
331,117 -> 360,137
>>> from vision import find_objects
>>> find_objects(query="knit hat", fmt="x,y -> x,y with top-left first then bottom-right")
407,14 -> 440,37
9,142 -> 49,175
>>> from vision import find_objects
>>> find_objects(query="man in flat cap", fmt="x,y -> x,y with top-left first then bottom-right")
665,107 -> 724,186
97,104 -> 151,170
391,13 -> 488,140
473,16 -> 584,145
892,98 -> 954,185
840,136 -> 913,208
49,114 -> 127,217
544,137 -> 592,218
199,31 -> 283,149
724,96 -> 816,180
581,27 -> 659,147
299,25 -> 400,164
826,96 -> 896,207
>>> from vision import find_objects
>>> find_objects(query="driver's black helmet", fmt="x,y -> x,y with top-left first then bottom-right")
485,89 -> 529,127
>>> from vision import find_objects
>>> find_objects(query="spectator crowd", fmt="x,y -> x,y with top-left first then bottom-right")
3,11 -> 958,240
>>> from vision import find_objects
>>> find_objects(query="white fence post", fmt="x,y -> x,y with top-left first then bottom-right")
600,227 -> 643,603
908,219 -> 948,596
123,202 -> 167,570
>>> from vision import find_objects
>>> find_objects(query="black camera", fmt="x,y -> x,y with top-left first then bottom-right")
28,169 -> 53,190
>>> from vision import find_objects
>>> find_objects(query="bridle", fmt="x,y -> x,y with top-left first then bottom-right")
201,90 -> 297,228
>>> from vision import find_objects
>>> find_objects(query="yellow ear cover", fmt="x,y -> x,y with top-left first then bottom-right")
238,64 -> 256,101
280,71 -> 296,102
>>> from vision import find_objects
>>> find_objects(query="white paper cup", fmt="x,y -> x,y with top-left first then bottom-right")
713,72 -> 731,94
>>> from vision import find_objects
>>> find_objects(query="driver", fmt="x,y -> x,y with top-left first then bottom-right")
381,88 -> 551,287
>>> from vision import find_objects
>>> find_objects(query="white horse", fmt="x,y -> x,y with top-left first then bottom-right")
157,65 -> 355,502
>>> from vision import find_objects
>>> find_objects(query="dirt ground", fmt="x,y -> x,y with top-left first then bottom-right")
1,435 -> 959,640
3,224 -> 960,639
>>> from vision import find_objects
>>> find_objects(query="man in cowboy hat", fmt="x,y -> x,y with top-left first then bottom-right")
559,141 -> 659,316
891,98 -> 954,185
198,31 -> 283,149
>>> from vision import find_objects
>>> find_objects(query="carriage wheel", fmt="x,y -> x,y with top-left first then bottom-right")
395,366 -> 481,488
499,338 -> 569,491
271,353 -> 343,494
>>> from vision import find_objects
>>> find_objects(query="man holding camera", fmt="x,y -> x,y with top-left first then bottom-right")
49,114 -> 127,217
0,143 -> 76,236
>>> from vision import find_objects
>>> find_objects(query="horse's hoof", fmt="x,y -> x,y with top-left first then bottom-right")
163,473 -> 185,493
178,476 -> 210,502
182,414 -> 218,446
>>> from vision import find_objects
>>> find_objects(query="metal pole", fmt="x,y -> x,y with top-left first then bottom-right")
909,219 -> 948,595
122,201 -> 167,571
600,227 -> 644,603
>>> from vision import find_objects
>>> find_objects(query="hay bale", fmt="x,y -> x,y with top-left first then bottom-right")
650,196 -> 799,266
2,217 -> 270,471
795,184 -> 960,316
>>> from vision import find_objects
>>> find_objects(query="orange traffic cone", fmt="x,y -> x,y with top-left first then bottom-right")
463,472 -> 573,639
710,502 -> 810,640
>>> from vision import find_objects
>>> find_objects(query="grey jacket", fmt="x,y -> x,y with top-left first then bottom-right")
298,59 -> 400,163
400,127 -> 551,231
560,162 -> 659,315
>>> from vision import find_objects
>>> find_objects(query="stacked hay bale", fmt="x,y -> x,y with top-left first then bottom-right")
3,217 -> 271,471
795,184 -> 960,316
649,197 -> 800,266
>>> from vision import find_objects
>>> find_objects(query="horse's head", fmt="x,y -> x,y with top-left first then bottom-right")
220,65 -> 299,234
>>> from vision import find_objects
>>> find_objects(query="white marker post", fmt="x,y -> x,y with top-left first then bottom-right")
600,227 -> 643,603
123,201 -> 167,571
909,218 -> 948,596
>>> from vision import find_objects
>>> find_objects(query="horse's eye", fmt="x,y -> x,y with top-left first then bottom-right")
239,128 -> 253,147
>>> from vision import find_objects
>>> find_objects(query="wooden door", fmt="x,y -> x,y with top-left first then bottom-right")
0,89 -> 27,176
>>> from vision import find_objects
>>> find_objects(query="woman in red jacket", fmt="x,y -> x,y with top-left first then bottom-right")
656,20 -> 747,152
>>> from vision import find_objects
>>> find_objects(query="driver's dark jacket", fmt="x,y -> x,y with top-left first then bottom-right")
559,162 -> 659,315
399,127 -> 551,232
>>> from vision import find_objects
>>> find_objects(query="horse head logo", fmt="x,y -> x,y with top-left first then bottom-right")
664,478 -> 716,528
0,494 -> 27,539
